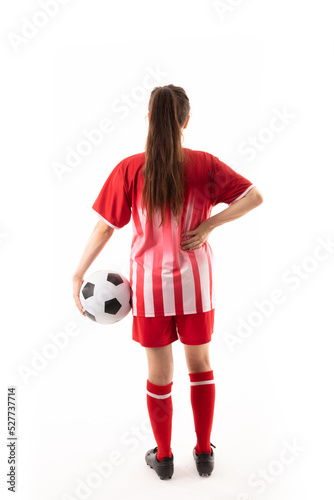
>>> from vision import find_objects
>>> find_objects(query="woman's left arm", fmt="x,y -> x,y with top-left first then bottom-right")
72,220 -> 114,316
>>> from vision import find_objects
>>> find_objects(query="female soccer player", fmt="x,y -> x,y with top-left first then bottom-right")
72,84 -> 263,480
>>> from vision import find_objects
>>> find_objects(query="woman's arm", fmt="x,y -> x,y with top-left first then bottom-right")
206,186 -> 263,230
72,219 -> 114,315
181,187 -> 263,251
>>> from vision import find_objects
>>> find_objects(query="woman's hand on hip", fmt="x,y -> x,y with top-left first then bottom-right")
181,220 -> 213,251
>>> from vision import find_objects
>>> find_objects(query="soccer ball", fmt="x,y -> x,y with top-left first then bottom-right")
79,270 -> 131,324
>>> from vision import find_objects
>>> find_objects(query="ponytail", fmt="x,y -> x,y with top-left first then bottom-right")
142,85 -> 190,227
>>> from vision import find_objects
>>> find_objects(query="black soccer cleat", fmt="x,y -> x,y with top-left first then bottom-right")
145,446 -> 174,480
193,443 -> 216,476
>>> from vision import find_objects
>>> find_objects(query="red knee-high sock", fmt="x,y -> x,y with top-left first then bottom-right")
189,370 -> 215,455
146,380 -> 173,461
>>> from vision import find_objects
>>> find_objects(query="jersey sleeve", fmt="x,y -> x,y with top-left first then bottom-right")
210,155 -> 255,206
92,161 -> 131,229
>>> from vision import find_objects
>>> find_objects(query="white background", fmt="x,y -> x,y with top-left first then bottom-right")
1,0 -> 333,498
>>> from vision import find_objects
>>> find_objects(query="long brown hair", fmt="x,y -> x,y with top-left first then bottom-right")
141,85 -> 190,227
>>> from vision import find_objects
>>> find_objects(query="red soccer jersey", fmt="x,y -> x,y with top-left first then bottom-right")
92,148 -> 255,317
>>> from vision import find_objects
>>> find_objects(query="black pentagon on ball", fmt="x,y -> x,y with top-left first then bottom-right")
84,310 -> 96,322
107,273 -> 123,286
82,282 -> 95,299
105,297 -> 122,315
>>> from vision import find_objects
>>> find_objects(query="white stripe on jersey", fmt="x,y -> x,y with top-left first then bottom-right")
132,260 -> 138,315
195,202 -> 211,311
180,193 -> 197,312
143,247 -> 154,316
209,244 -> 216,308
160,207 -> 176,315
180,251 -> 196,312
183,191 -> 194,232
161,256 -> 176,315
195,247 -> 211,311
137,203 -> 152,315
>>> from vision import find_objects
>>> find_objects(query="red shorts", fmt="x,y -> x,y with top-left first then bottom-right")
132,309 -> 215,347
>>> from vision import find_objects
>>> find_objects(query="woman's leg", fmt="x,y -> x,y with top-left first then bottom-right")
145,344 -> 174,460
184,342 -> 215,455
145,344 -> 174,385
183,342 -> 211,374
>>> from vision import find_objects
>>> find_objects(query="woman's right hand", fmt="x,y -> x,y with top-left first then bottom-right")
180,220 -> 213,251
72,274 -> 86,316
